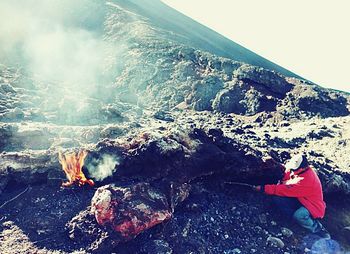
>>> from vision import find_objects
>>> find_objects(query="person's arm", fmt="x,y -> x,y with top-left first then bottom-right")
263,181 -> 312,197
254,169 -> 291,192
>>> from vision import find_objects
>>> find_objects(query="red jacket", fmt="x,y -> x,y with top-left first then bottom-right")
264,167 -> 326,219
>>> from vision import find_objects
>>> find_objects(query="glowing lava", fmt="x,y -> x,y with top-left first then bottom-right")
58,150 -> 94,187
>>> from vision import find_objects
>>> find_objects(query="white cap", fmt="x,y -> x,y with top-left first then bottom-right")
285,154 -> 303,170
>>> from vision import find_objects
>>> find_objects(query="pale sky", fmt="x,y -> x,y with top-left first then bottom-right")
162,0 -> 350,92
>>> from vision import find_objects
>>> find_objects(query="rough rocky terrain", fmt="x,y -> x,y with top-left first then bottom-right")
1,0 -> 350,253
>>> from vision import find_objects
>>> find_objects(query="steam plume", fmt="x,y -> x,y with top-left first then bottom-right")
0,0 -> 125,123
88,154 -> 118,181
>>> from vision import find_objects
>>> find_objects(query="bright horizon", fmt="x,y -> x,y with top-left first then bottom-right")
162,0 -> 350,92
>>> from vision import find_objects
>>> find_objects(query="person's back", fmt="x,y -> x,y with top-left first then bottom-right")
295,168 -> 325,219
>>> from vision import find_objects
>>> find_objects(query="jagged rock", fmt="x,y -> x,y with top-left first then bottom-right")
221,60 -> 242,76
189,76 -> 224,111
212,84 -> 246,114
107,128 -> 283,185
0,83 -> 16,94
9,126 -> 54,150
233,65 -> 293,96
0,151 -> 58,192
0,107 -> 24,121
91,183 -> 171,240
280,85 -> 349,118
153,110 -> 174,122
169,182 -> 191,212
100,125 -> 125,139
322,174 -> 350,194
101,104 -> 125,122
212,80 -> 277,115
307,128 -> 335,140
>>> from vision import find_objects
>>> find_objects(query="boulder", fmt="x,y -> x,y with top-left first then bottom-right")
233,64 -> 293,96
280,85 -> 349,118
266,236 -> 285,248
212,80 -> 277,115
91,183 -> 171,240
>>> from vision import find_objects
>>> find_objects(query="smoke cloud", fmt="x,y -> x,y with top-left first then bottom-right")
87,154 -> 119,181
0,0 -> 126,123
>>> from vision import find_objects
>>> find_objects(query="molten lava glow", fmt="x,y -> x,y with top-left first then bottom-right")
58,150 -> 94,187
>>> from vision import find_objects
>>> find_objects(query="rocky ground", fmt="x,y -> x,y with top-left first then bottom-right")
1,177 -> 349,254
1,0 -> 350,253
1,111 -> 350,253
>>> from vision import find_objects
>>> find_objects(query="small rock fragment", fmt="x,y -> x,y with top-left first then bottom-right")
258,214 -> 267,224
267,236 -> 285,248
281,227 -> 293,237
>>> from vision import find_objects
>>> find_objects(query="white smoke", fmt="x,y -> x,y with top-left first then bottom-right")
88,154 -> 119,181
0,0 -> 126,120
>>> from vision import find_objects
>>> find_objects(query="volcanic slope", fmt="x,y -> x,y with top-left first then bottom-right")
0,0 -> 350,253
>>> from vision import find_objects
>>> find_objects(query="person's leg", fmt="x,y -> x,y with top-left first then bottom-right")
293,206 -> 319,232
272,196 -> 302,218
293,206 -> 330,239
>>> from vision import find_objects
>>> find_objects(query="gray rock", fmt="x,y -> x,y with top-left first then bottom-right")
212,80 -> 276,115
0,83 -> 16,94
0,150 -> 58,192
281,227 -> 293,237
266,236 -> 285,248
190,76 -> 223,111
279,85 -> 349,118
154,110 -> 174,122
100,125 -> 125,139
233,64 -> 293,95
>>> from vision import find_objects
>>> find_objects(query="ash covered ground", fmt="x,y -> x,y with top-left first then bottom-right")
1,0 -> 350,253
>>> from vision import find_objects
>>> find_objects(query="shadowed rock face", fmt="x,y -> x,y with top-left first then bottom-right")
279,84 -> 350,118
1,119 -> 350,194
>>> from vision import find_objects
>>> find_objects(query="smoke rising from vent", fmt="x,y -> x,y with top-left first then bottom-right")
87,154 -> 119,181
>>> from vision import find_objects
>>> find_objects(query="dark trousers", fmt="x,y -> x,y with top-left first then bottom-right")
272,196 -> 302,218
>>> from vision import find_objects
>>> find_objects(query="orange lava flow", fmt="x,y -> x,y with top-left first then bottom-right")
58,150 -> 94,187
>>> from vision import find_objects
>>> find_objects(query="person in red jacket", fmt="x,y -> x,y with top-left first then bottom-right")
255,154 -> 330,239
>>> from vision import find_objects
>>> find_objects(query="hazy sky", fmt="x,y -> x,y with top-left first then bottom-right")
163,0 -> 350,92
